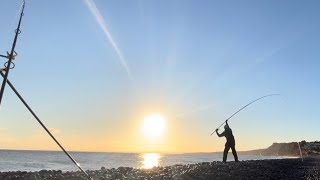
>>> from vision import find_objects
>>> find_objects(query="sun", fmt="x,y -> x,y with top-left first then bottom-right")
141,114 -> 166,138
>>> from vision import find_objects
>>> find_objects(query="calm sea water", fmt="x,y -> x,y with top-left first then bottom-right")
0,150 -> 287,172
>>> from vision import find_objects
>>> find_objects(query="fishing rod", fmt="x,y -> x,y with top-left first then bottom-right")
0,2 -> 91,179
0,0 -> 26,106
210,94 -> 280,135
0,70 -> 92,180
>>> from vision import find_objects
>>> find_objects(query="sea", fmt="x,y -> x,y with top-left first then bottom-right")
0,150 -> 289,172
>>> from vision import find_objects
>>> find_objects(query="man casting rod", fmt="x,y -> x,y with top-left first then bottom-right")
210,94 -> 280,135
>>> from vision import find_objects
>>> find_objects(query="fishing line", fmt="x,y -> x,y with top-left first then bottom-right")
211,94 -> 280,135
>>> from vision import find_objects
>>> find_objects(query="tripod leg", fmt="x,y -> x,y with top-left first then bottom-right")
0,71 -> 91,180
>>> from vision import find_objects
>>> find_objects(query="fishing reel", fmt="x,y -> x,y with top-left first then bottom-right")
0,51 -> 18,60
0,51 -> 18,69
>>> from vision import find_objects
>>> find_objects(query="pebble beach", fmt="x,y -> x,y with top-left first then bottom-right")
0,157 -> 319,180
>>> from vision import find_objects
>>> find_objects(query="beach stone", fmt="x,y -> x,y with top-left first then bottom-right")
39,170 -> 48,174
101,167 -> 106,172
3,176 -> 11,180
0,157 -> 319,180
29,173 -> 40,180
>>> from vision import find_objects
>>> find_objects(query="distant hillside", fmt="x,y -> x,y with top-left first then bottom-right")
241,141 -> 320,156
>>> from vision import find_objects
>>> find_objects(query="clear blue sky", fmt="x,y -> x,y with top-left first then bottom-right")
0,0 -> 319,152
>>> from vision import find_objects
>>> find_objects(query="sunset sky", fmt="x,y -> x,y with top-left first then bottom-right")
0,0 -> 319,153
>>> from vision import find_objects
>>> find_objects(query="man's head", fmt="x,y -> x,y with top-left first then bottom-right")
224,124 -> 228,129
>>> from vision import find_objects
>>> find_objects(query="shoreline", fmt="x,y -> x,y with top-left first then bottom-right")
0,157 -> 319,179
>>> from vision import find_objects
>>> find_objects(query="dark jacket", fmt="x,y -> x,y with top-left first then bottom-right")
216,125 -> 235,146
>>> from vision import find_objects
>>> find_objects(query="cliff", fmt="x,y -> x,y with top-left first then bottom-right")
242,141 -> 320,156
262,142 -> 301,156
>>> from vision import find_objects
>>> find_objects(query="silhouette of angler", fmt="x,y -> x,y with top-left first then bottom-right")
216,120 -> 239,162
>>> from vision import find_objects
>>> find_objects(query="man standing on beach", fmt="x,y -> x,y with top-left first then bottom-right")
216,120 -> 239,162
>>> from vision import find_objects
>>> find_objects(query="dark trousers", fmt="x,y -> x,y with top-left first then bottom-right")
223,144 -> 239,162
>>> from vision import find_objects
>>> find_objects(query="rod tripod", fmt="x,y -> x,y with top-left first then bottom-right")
0,1 -> 91,179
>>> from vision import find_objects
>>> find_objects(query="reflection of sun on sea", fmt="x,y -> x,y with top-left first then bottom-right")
142,153 -> 160,169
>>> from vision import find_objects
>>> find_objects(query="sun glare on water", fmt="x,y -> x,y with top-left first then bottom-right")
142,153 -> 160,169
141,114 -> 166,138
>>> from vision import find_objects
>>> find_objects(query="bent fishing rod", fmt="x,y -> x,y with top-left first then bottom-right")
210,94 -> 280,135
0,70 -> 92,180
0,0 -> 25,106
